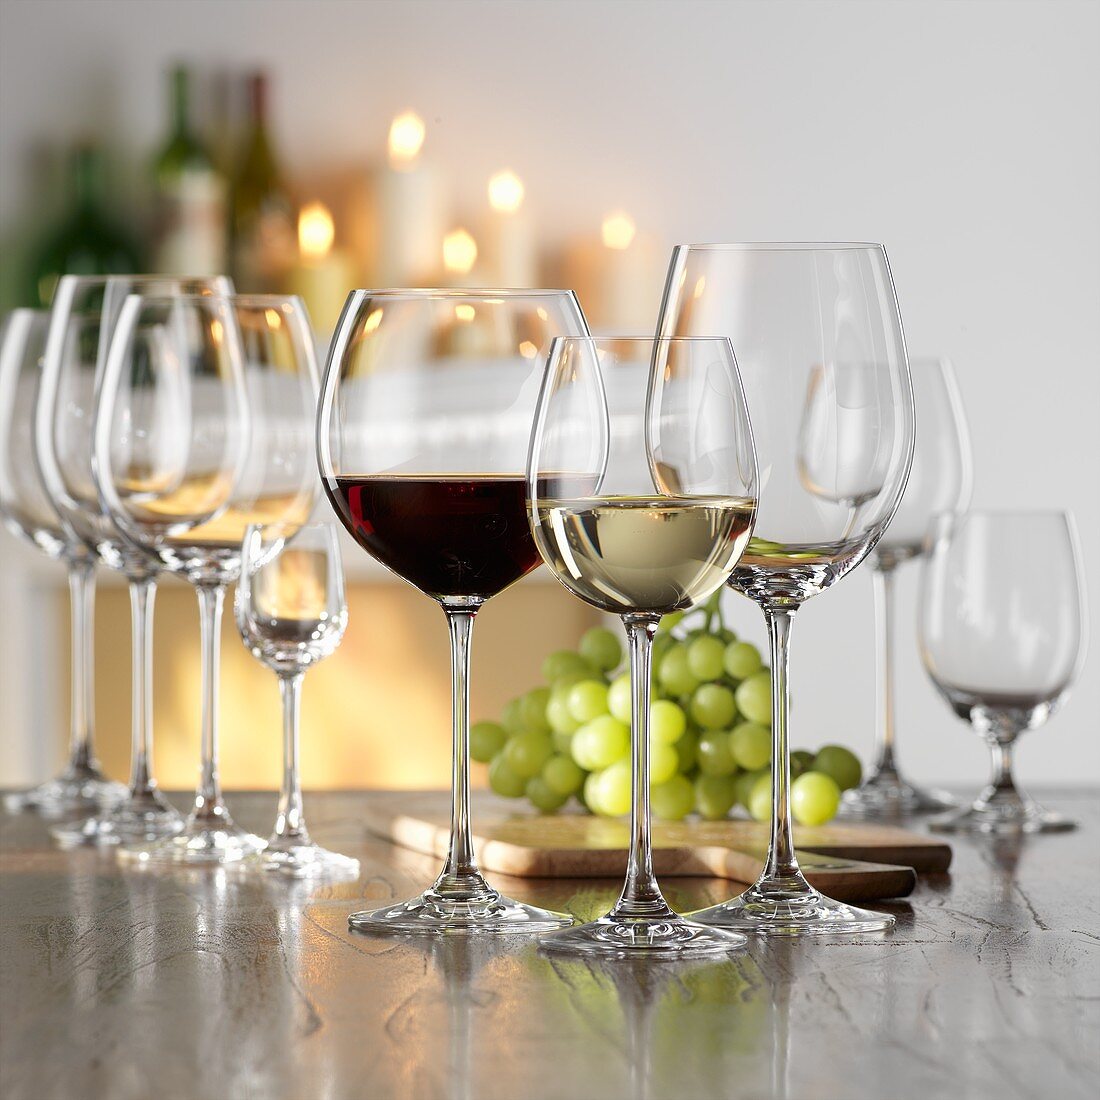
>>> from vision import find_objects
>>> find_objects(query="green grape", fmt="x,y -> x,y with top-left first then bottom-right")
501,697 -> 527,736
791,771 -> 841,826
519,687 -> 552,735
542,649 -> 598,684
657,644 -> 700,696
687,635 -> 726,681
552,728 -> 574,755
729,722 -> 771,770
695,773 -> 738,820
598,760 -> 632,816
504,730 -> 554,779
724,640 -> 763,680
547,691 -> 581,736
697,729 -> 739,776
489,755 -> 527,798
579,626 -> 622,672
690,683 -> 737,729
650,699 -> 687,744
568,679 -> 611,723
571,715 -> 630,771
652,775 -> 695,821
790,749 -> 815,778
583,769 -> 606,816
470,721 -> 507,763
651,741 -> 679,784
608,673 -> 633,723
734,671 -> 772,725
656,609 -> 685,634
543,754 -> 585,797
674,729 -> 699,772
812,745 -> 863,791
526,775 -> 568,814
748,776 -> 772,823
734,768 -> 767,811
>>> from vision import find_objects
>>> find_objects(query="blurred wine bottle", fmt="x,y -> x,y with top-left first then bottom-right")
151,65 -> 227,275
229,71 -> 295,292
25,145 -> 142,307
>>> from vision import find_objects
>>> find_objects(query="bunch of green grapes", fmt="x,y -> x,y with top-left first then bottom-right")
473,598 -> 863,827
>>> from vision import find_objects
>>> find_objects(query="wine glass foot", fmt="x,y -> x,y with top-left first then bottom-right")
244,840 -> 360,879
928,800 -> 1076,835
690,882 -> 895,938
3,771 -> 128,817
539,910 -> 747,958
349,885 -> 572,936
841,773 -> 957,818
50,790 -> 184,847
119,816 -> 266,865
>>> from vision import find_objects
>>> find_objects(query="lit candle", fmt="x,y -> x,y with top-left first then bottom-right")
289,202 -> 356,338
374,111 -> 445,286
483,169 -> 535,287
438,228 -> 493,355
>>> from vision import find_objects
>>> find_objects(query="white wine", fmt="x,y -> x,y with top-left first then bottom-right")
535,495 -> 755,616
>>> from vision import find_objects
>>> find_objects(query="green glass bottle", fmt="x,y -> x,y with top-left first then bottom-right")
151,65 -> 227,275
229,71 -> 295,292
26,145 -> 142,307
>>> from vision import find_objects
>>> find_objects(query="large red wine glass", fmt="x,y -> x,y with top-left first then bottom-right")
318,288 -> 589,935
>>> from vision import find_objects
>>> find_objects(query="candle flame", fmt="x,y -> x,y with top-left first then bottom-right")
443,228 -> 478,274
454,303 -> 476,323
601,211 -> 636,250
488,170 -> 525,213
299,202 -> 335,259
518,340 -> 537,359
388,111 -> 426,167
364,308 -> 384,334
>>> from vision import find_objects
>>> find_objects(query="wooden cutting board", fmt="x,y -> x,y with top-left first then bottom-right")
362,792 -> 952,902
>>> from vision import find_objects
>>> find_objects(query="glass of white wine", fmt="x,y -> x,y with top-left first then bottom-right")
528,336 -> 759,957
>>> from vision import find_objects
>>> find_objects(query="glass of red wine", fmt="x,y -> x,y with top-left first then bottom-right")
318,288 -> 589,935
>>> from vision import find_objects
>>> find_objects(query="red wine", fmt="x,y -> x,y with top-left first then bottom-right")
326,475 -> 543,601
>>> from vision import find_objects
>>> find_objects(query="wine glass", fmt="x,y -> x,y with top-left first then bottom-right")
37,275 -> 232,846
529,336 -> 758,957
96,293 -> 319,863
919,510 -> 1086,833
0,309 -> 126,815
235,522 -> 359,876
658,244 -> 915,936
842,357 -> 972,818
318,288 -> 588,934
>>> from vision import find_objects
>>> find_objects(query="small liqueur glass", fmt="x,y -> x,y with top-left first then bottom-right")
919,510 -> 1087,834
235,523 -> 359,877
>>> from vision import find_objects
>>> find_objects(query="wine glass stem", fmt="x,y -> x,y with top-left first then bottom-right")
126,578 -> 158,797
274,670 -> 307,841
988,741 -> 1024,803
65,558 -> 98,774
871,563 -> 900,778
761,606 -> 806,886
439,606 -> 484,893
194,582 -> 227,818
613,614 -> 667,918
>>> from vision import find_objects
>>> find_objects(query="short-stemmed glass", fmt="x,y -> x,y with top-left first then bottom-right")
529,336 -> 758,956
920,510 -> 1086,833
235,522 -> 359,876
38,275 -> 232,845
318,288 -> 588,934
96,293 -> 318,862
842,357 -> 972,817
659,244 -> 915,936
0,309 -> 125,814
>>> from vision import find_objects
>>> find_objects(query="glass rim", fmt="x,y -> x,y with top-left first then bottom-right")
117,292 -> 305,307
673,241 -> 884,253
343,287 -> 577,299
549,334 -> 736,346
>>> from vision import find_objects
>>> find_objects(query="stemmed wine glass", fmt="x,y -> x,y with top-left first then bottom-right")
95,293 -> 319,863
318,288 -> 588,934
658,244 -> 915,936
0,309 -> 126,814
37,275 -> 232,845
920,510 -> 1087,833
235,522 -> 359,876
842,357 -> 972,817
529,336 -> 759,956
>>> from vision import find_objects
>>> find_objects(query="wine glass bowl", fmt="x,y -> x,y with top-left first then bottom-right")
920,510 -> 1086,834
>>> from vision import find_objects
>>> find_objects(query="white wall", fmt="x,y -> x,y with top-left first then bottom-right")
1,0 -> 1097,786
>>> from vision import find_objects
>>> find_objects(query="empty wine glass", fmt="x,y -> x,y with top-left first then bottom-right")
842,357 -> 972,818
0,309 -> 125,814
95,293 -> 317,863
235,523 -> 359,876
920,510 -> 1086,833
529,336 -> 758,957
318,288 -> 588,934
659,244 -> 915,936
38,274 -> 231,846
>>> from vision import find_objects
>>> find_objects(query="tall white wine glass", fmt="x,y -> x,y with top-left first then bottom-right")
318,288 -> 588,935
529,336 -> 759,957
658,244 -> 915,936
842,357 -> 972,817
96,293 -> 319,863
